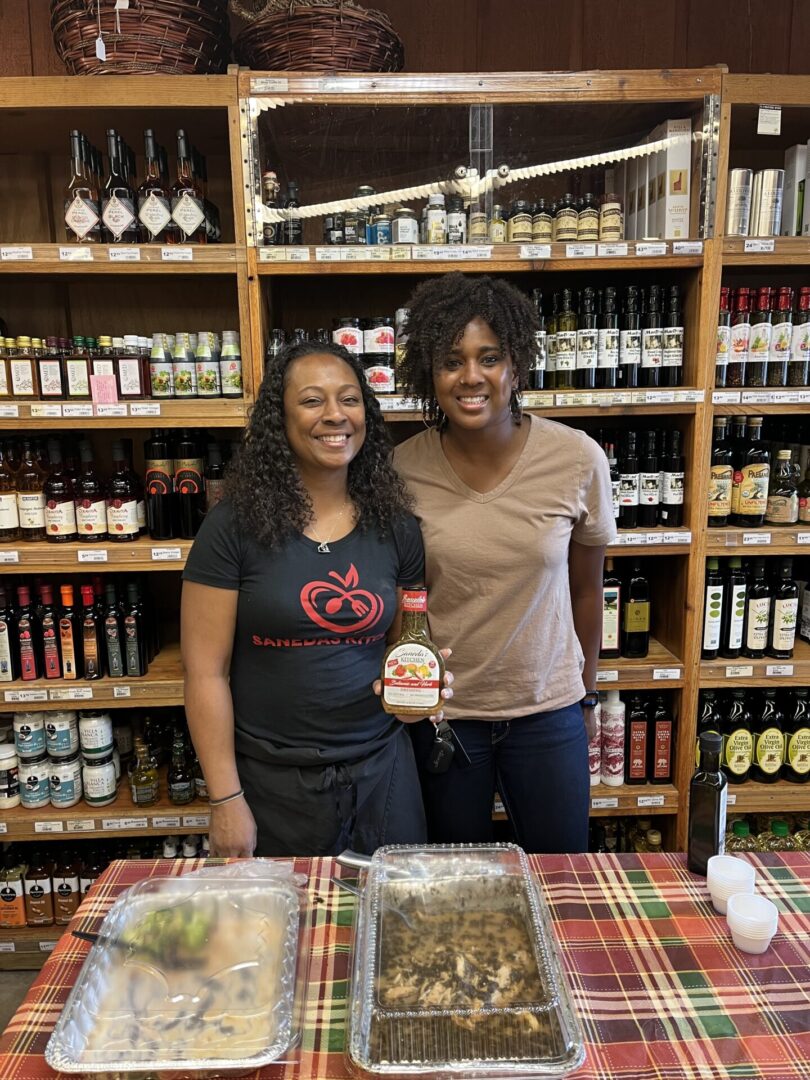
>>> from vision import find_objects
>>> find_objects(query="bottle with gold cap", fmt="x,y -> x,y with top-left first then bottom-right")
9,336 -> 38,398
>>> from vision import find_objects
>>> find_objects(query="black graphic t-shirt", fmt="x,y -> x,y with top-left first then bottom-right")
182,500 -> 425,761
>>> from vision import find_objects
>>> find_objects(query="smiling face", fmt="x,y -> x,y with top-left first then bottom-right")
433,317 -> 517,431
283,353 -> 367,478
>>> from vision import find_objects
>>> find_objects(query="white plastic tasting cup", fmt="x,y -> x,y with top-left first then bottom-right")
707,855 -> 756,914
726,892 -> 779,955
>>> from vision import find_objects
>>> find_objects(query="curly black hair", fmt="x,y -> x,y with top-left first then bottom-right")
397,273 -> 539,423
225,340 -> 413,550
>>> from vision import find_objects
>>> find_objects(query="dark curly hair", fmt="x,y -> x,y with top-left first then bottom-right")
225,340 -> 413,550
397,273 -> 539,424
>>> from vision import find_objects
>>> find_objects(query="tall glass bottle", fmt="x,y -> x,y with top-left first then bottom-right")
38,584 -> 61,679
596,286 -> 619,390
721,689 -> 753,784
767,557 -> 798,659
661,284 -> 684,387
701,557 -> 723,660
783,689 -> 810,784
638,430 -> 660,528
649,694 -> 674,784
708,417 -> 733,527
715,286 -> 731,388
530,289 -> 546,390
751,689 -> 785,784
380,590 -> 444,716
746,286 -> 773,387
167,734 -> 195,805
788,286 -> 810,387
640,284 -> 663,388
765,449 -> 799,525
545,292 -> 559,390
0,441 -> 21,543
576,287 -> 597,391
16,440 -> 47,542
15,584 -> 40,681
123,581 -> 148,678
695,690 -> 722,767
170,130 -> 207,244
103,582 -> 124,678
101,128 -> 138,244
742,557 -> 771,659
64,130 -> 100,244
731,416 -> 770,528
767,286 -> 793,387
727,286 -> 751,389
173,430 -> 205,539
130,735 -> 159,806
106,442 -> 139,543
144,431 -> 175,540
621,562 -> 650,659
625,694 -> 650,784
619,286 -> 641,390
0,586 -> 20,682
688,732 -> 728,875
600,556 -> 622,660
43,443 -> 77,544
720,557 -> 747,659
59,584 -> 81,680
618,431 -> 640,530
554,289 -> 577,390
137,129 -> 174,243
660,429 -> 685,527
74,441 -> 107,542
80,583 -> 103,680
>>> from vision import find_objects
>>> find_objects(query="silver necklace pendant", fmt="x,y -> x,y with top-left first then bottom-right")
317,541 -> 330,553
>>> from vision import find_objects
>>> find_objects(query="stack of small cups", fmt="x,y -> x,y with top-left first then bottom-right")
707,854 -> 779,954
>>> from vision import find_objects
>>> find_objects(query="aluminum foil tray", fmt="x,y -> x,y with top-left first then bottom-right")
46,874 -> 302,1075
348,844 -> 585,1077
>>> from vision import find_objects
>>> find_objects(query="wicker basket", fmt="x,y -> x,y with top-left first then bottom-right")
51,0 -> 231,75
233,1 -> 404,73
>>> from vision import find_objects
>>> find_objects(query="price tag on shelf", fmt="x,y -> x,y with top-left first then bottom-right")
377,396 -> 412,412
108,247 -> 140,262
31,403 -> 62,418
596,670 -> 619,683
741,391 -> 774,403
368,248 -> 391,261
591,797 -> 619,809
315,247 -> 341,261
59,246 -> 93,261
565,243 -> 596,258
644,532 -> 663,545
712,390 -> 740,404
661,531 -> 692,545
1,246 -> 33,261
743,532 -> 771,545
63,403 -> 94,418
727,793 -> 737,805
78,549 -> 108,563
597,243 -> 628,257
797,533 -> 810,545
183,814 -> 211,828
130,402 -> 161,416
637,794 -> 665,807
0,823 -> 7,834
113,686 -> 131,698
556,393 -> 595,406
39,941 -> 56,953
757,104 -> 782,135
342,247 -> 373,261
49,687 -> 93,701
161,247 -> 193,262
102,817 -> 148,831
638,390 -> 676,403
743,238 -> 775,253
521,391 -> 555,408
152,816 -> 181,829
258,246 -> 288,262
96,404 -> 128,417
0,405 -> 19,417
766,664 -> 794,677
0,551 -> 19,564
391,245 -> 412,260
672,241 -> 703,255
251,76 -> 289,93
34,821 -> 64,834
151,547 -> 183,562
653,668 -> 682,681
611,391 -> 633,405
519,244 -> 552,259
636,242 -> 667,256
596,392 -> 615,406
4,689 -> 48,702
0,943 -> 14,953
67,819 -> 96,832
725,665 -> 754,678
675,389 -> 705,403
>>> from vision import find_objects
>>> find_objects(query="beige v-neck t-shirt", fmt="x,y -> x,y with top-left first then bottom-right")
393,416 -> 616,719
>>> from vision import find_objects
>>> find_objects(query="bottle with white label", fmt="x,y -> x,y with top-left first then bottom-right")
381,591 -> 444,716
0,442 -> 21,543
576,287 -> 597,391
16,440 -> 47,541
661,284 -> 684,387
767,557 -> 798,659
715,287 -> 731,388
640,284 -> 663,388
619,286 -> 641,390
588,700 -> 602,787
618,431 -> 640,529
720,557 -> 747,659
638,431 -> 660,528
102,129 -> 138,244
702,558 -> 724,660
742,558 -> 771,659
600,690 -> 625,787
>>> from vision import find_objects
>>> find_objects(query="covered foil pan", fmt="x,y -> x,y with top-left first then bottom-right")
347,843 -> 585,1077
46,873 -> 302,1075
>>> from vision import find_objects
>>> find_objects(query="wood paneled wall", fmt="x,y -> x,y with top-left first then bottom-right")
2,0 -> 809,76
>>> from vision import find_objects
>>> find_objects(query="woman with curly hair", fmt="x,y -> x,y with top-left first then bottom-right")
394,273 -> 616,853
181,340 -> 450,856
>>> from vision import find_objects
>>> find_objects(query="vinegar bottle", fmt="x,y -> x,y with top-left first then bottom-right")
381,590 -> 444,717
687,731 -> 728,875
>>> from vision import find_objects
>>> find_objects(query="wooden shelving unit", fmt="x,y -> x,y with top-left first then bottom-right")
0,244 -> 244,273
699,639 -> 810,688
0,538 -> 192,571
705,527 -> 810,556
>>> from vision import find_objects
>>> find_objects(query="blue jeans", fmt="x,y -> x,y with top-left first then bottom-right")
408,703 -> 589,853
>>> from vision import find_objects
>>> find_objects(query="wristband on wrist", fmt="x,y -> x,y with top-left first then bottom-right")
209,788 -> 245,807
581,692 -> 599,709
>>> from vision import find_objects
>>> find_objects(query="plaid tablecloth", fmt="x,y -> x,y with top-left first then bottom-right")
1,852 -> 809,1080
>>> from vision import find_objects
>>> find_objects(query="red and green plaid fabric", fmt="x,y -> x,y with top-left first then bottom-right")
1,852 -> 809,1079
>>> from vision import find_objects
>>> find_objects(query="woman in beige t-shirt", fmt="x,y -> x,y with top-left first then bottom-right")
393,273 -> 616,853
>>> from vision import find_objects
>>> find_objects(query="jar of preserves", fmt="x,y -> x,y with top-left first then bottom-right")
333,317 -> 363,356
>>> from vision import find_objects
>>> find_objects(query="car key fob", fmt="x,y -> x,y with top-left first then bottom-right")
425,720 -> 455,774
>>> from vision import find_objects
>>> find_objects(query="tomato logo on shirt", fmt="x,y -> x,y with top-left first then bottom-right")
300,564 -> 384,634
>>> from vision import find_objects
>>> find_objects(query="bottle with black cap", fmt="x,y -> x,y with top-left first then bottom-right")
688,730 -> 728,875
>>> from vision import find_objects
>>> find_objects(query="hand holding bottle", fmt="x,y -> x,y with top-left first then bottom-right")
373,647 -> 455,724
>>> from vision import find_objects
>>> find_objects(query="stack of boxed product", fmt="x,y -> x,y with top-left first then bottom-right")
612,119 -> 692,241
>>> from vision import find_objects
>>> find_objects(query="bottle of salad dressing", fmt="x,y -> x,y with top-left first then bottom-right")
381,590 -> 444,717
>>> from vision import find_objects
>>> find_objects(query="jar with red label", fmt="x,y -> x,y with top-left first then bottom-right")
332,317 -> 362,356
363,317 -> 396,394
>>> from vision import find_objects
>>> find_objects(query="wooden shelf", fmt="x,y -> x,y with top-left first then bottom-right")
494,783 -> 678,819
721,237 -> 810,265
379,390 -> 702,422
700,638 -> 810,688
705,527 -> 810,556
257,242 -> 703,275
0,399 -> 247,429
1,769 -> 210,842
0,74 -> 236,109
1,642 -> 184,711
0,245 -> 243,273
727,780 -> 810,814
0,925 -> 60,970
0,538 -> 191,572
597,638 -> 684,689
609,529 -> 693,555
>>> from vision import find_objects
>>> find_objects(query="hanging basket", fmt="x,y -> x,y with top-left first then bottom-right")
233,1 -> 404,73
50,0 -> 231,75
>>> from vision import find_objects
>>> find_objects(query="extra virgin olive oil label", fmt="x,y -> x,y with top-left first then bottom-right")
620,329 -> 641,366
737,464 -> 770,515
601,586 -> 620,651
723,728 -> 753,775
555,331 -> 576,371
754,728 -> 785,775
703,585 -> 723,650
787,728 -> 810,775
746,597 -> 771,651
772,598 -> 798,652
622,601 -> 650,633
641,328 -> 663,368
708,465 -> 733,517
597,329 -> 619,368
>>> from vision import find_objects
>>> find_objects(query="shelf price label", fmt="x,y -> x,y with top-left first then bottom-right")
4,689 -> 48,702
725,665 -> 754,678
637,794 -> 665,807
565,243 -> 596,258
591,797 -> 619,809
287,247 -> 310,262
1,246 -> 33,261
108,247 -> 141,262
183,814 -> 211,828
0,943 -> 15,953
34,821 -> 65,834
258,246 -> 289,262
49,687 -> 93,701
636,242 -> 667,256
67,819 -> 96,833
102,817 -> 148,831
315,247 -> 341,262
113,686 -> 132,698
59,246 -> 93,261
96,404 -> 128,417
39,941 -> 56,953
130,402 -> 161,417
30,404 -> 62,418
0,824 -> 7,834
727,793 -> 737,805
743,533 -> 771,545
712,391 -> 741,404
597,242 -> 628,257
661,531 -> 692,545
757,104 -> 782,135
519,244 -> 552,259
151,547 -> 183,562
78,549 -> 108,563
161,247 -> 193,262
596,670 -> 619,682
766,664 -> 793,677
152,816 -> 181,829
0,551 -> 19,564
743,238 -> 775,253
672,241 -> 703,255
63,403 -> 94,418
0,405 -> 19,417
653,668 -> 681,681
797,533 -> 810,545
